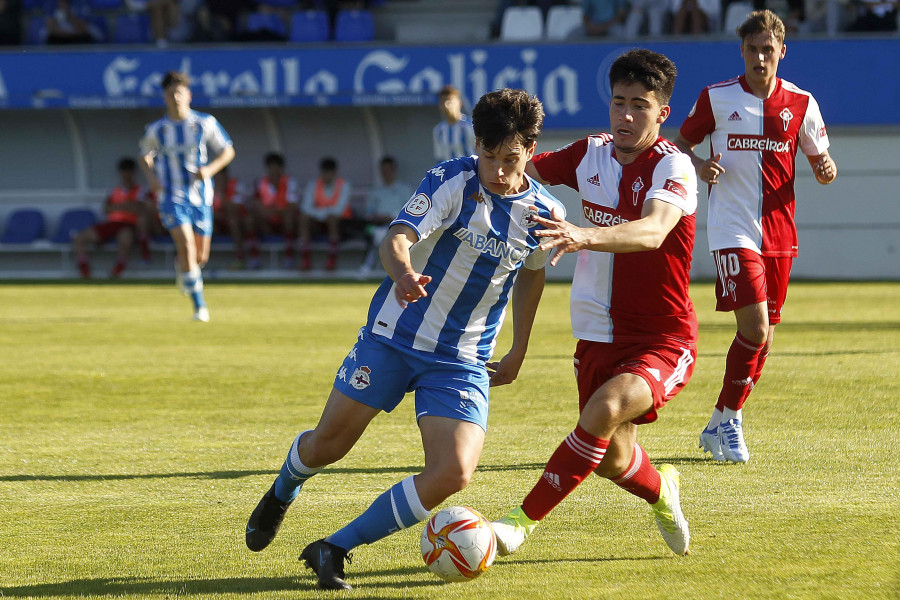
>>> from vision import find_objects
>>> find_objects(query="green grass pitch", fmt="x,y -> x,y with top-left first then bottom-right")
0,281 -> 897,599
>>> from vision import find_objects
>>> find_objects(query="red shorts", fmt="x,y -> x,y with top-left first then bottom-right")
94,221 -> 134,244
574,339 -> 696,425
713,248 -> 792,324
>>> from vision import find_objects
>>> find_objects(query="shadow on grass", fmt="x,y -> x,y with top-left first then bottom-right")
0,567 -> 448,597
0,463 -> 551,483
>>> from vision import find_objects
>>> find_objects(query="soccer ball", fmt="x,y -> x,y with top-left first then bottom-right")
420,506 -> 497,582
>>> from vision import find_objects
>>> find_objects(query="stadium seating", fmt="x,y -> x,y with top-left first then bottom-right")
333,9 -> 374,42
723,1 -> 752,34
113,13 -> 152,44
500,6 -> 544,41
24,15 -> 46,45
290,10 -> 330,42
545,5 -> 583,40
257,0 -> 298,6
89,0 -> 124,9
1,209 -> 46,244
50,208 -> 97,244
87,15 -> 110,43
245,12 -> 289,39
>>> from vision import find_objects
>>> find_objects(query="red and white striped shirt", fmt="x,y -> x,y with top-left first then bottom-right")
533,134 -> 698,345
680,76 -> 830,257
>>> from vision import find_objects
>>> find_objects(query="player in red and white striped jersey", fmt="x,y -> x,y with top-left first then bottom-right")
675,10 -> 837,463
492,49 -> 698,558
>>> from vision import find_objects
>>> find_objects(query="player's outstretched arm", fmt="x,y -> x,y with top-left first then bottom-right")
380,223 -> 432,308
808,151 -> 837,185
486,265 -> 545,387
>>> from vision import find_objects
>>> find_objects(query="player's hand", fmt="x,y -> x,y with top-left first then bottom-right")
194,166 -> 211,181
394,272 -> 433,308
814,155 -> 836,184
528,206 -> 592,267
486,350 -> 525,387
701,153 -> 725,185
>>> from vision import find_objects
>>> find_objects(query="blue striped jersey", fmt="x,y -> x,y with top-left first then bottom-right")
139,110 -> 233,207
366,156 -> 566,364
433,115 -> 476,162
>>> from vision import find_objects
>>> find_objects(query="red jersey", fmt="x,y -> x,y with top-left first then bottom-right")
533,134 -> 698,344
255,175 -> 298,209
106,185 -> 142,225
679,76 -> 829,257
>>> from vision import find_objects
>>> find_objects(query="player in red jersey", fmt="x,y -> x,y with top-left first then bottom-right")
73,158 -> 145,278
247,152 -> 299,269
675,10 -> 837,463
492,49 -> 698,557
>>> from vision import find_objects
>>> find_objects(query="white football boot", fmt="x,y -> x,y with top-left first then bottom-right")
699,428 -> 725,461
718,418 -> 749,463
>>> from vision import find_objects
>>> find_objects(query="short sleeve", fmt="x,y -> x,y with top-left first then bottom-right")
532,138 -> 589,191
679,87 -> 715,146
204,117 -> 232,156
799,95 -> 830,157
648,153 -> 698,216
391,160 -> 469,242
139,124 -> 158,157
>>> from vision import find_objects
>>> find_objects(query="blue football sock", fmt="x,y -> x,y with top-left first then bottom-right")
273,430 -> 321,503
327,476 -> 430,551
180,267 -> 206,311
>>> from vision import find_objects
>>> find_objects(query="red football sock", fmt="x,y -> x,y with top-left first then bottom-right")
76,255 -> 90,278
715,332 -> 765,412
111,259 -> 127,277
611,443 -> 661,504
247,235 -> 260,259
521,425 -> 608,522
753,351 -> 769,385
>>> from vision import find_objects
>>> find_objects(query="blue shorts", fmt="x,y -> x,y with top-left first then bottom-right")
333,328 -> 491,431
158,201 -> 212,236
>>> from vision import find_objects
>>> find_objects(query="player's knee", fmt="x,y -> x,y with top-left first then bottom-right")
426,466 -> 472,499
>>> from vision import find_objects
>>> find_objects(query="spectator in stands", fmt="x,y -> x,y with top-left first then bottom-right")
433,85 -> 476,163
73,158 -> 144,279
45,0 -> 97,44
846,0 -> 898,30
126,0 -> 198,46
625,0 -> 671,36
577,0 -> 630,37
358,156 -> 414,277
671,0 -> 719,33
247,152 -> 299,270
752,0 -> 807,31
194,0 -> 247,42
0,0 -> 21,46
140,70 -> 235,322
299,157 -> 352,272
213,165 -> 249,269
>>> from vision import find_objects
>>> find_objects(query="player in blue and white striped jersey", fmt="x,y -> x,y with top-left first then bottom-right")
139,71 -> 235,322
246,89 -> 565,591
433,85 -> 476,162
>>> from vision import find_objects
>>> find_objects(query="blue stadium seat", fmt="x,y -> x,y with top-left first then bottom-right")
258,0 -> 297,7
51,208 -> 97,244
333,9 -> 374,42
90,0 -> 124,9
245,11 -> 288,38
1,209 -> 46,244
87,15 -> 110,43
113,13 -> 152,44
24,15 -> 46,45
290,10 -> 329,42
22,0 -> 53,12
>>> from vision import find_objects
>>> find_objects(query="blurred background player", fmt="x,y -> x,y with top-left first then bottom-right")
358,155 -> 414,277
676,10 -> 837,463
432,85 -> 476,163
244,88 -> 564,591
212,164 -> 248,269
246,152 -> 298,269
73,157 -> 144,279
139,70 -> 235,322
491,49 -> 698,559
298,156 -> 351,272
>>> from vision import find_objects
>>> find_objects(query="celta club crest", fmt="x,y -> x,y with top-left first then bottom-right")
779,107 -> 794,132
350,366 -> 372,390
724,279 -> 737,301
631,177 -> 644,206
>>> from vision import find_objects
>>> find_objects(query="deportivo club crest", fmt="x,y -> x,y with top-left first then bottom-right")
779,107 -> 794,132
350,366 -> 372,390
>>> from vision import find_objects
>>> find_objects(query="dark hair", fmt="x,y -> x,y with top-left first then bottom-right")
608,49 -> 678,106
471,88 -> 544,152
161,70 -> 190,90
117,157 -> 137,171
737,9 -> 786,44
264,152 -> 285,167
438,85 -> 461,100
320,157 -> 337,171
380,155 -> 396,167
